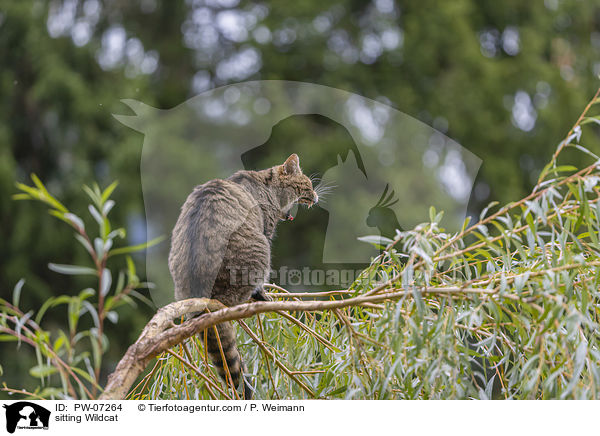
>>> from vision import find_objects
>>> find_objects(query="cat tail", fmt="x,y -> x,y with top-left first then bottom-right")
202,320 -> 253,399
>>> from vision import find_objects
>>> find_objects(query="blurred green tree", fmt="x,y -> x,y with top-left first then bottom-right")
3,0 -> 600,295
2,0 -> 600,396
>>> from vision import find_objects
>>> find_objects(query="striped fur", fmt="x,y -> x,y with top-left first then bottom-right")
201,322 -> 251,399
169,154 -> 317,399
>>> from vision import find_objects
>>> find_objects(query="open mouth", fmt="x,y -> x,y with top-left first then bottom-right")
298,196 -> 315,206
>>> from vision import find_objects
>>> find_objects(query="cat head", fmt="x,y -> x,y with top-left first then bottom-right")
270,154 -> 318,216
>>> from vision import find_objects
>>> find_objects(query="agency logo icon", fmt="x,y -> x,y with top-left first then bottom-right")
2,402 -> 50,433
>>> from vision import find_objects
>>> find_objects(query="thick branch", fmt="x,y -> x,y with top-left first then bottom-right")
100,298 -> 224,399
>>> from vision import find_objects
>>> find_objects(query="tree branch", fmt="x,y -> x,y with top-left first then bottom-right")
99,286 -> 490,399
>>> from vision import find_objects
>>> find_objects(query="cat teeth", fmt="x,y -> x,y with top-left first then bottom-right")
298,195 -> 317,207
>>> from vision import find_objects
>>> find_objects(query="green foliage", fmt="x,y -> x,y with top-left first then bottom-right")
5,92 -> 600,400
3,1 -> 600,399
5,91 -> 600,399
0,177 -> 155,399
131,93 -> 600,400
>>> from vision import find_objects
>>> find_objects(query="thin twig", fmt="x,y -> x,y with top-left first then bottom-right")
237,319 -> 315,398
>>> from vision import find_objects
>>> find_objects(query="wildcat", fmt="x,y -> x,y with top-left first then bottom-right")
168,154 -> 318,399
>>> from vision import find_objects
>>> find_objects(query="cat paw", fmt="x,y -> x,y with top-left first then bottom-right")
251,287 -> 273,302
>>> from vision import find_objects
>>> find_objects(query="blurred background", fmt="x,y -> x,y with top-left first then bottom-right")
2,0 -> 600,393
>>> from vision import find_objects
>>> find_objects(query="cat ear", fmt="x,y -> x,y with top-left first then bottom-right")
282,154 -> 300,175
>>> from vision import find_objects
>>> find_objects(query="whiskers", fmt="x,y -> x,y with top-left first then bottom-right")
313,178 -> 337,205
